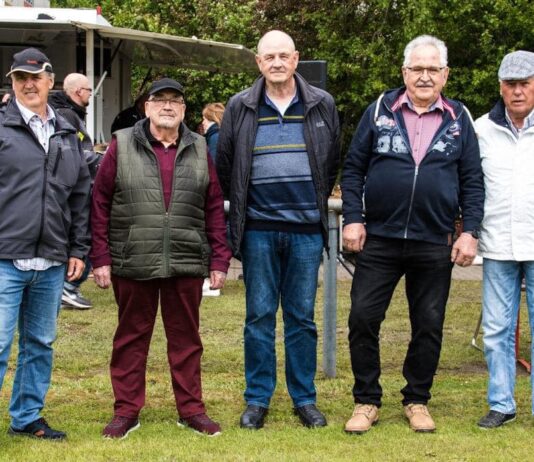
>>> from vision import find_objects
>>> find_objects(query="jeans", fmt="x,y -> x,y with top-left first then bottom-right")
348,236 -> 453,407
482,258 -> 534,414
241,230 -> 323,408
0,260 -> 65,429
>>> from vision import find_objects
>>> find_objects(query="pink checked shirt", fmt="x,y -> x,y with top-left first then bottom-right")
396,92 -> 444,166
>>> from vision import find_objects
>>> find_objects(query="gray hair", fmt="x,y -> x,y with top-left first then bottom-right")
403,35 -> 448,67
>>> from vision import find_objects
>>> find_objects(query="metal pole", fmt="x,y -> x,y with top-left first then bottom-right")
322,208 -> 339,378
85,29 -> 95,141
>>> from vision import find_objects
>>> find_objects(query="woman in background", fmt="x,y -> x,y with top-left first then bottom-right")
201,102 -> 225,161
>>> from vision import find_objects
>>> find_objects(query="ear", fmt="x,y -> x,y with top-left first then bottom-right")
255,55 -> 262,72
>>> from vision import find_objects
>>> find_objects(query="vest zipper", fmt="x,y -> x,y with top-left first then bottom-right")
164,212 -> 170,276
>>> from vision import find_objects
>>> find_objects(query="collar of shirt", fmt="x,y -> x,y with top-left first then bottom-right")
263,85 -> 300,119
397,91 -> 444,114
505,106 -> 534,138
15,98 -> 56,125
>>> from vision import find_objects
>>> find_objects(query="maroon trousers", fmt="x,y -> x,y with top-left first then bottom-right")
110,275 -> 205,419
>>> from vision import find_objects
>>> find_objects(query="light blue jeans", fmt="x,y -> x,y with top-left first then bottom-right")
482,258 -> 534,414
240,230 -> 323,408
0,260 -> 65,429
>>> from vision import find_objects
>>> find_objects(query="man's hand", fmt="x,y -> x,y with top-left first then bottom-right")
209,270 -> 227,290
66,257 -> 85,281
93,265 -> 112,289
451,232 -> 478,266
343,223 -> 367,253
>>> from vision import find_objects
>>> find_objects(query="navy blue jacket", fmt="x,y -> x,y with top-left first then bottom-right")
341,87 -> 484,245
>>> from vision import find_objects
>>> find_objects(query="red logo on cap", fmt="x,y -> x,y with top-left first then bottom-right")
27,60 -> 38,64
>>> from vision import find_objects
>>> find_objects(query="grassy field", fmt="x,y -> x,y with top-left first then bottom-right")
0,278 -> 532,462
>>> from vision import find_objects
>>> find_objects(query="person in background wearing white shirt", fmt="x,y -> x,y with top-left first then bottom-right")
476,50 -> 534,429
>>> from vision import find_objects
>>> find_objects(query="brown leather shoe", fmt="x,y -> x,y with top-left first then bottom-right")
344,404 -> 379,434
404,404 -> 436,432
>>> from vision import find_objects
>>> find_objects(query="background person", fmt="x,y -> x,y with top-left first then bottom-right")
49,72 -> 102,309
91,78 -> 231,438
342,35 -> 484,434
0,48 -> 90,440
201,102 -> 225,161
476,50 -> 534,429
110,92 -> 148,135
217,30 -> 340,430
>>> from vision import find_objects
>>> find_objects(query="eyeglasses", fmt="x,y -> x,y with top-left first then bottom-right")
80,87 -> 93,93
405,66 -> 445,77
148,97 -> 185,107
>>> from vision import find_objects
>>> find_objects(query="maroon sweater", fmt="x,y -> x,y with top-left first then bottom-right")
90,130 -> 231,274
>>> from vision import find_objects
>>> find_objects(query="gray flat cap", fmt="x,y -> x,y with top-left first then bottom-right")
498,50 -> 534,80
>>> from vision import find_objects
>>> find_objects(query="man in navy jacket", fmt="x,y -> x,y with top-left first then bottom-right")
342,35 -> 484,434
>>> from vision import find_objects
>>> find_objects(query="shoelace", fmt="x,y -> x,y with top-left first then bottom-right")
108,416 -> 133,428
353,405 -> 375,418
408,404 -> 430,416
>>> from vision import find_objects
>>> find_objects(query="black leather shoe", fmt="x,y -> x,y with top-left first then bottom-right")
240,405 -> 268,429
478,410 -> 516,429
294,404 -> 327,428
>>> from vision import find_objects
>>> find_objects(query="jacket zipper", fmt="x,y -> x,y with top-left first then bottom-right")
385,100 -> 464,239
403,165 -> 419,239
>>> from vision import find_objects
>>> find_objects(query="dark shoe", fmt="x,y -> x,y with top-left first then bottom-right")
178,413 -> 221,436
478,410 -> 516,429
102,416 -> 140,439
61,288 -> 92,309
240,405 -> 268,430
8,417 -> 66,440
294,404 -> 327,428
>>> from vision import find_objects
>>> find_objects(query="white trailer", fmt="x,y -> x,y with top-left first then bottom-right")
0,5 -> 256,142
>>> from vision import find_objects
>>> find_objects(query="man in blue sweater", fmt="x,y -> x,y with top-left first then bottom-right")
217,30 -> 340,430
342,35 -> 484,434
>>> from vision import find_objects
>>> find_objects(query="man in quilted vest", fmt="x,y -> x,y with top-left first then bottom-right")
91,78 -> 231,438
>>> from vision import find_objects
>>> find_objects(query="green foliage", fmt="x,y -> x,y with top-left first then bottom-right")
51,0 -> 534,145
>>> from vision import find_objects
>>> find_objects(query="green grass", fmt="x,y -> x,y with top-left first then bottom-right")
0,279 -> 532,461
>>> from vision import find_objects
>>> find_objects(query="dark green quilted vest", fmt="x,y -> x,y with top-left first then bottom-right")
109,124 -> 210,280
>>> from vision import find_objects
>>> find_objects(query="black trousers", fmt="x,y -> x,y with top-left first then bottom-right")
348,235 -> 454,407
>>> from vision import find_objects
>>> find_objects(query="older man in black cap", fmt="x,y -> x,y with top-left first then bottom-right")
476,50 -> 534,429
0,48 -> 91,440
91,78 -> 231,438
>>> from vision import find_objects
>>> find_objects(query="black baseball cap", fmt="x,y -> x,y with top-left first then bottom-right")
6,48 -> 53,77
147,78 -> 184,96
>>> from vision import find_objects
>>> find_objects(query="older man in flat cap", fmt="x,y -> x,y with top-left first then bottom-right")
476,50 -> 534,429
91,77 -> 231,438
0,48 -> 91,440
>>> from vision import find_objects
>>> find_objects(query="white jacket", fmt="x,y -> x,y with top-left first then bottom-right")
475,102 -> 534,261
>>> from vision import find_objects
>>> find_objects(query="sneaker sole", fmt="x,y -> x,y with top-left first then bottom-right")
478,415 -> 516,429
177,420 -> 221,437
345,419 -> 378,435
61,295 -> 92,309
103,422 -> 140,440
8,427 -> 66,441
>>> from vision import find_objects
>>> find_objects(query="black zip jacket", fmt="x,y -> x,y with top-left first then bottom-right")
0,99 -> 91,262
49,91 -> 101,180
341,87 -> 484,245
216,73 -> 341,256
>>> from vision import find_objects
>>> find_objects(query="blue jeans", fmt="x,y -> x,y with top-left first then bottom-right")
241,230 -> 323,408
482,258 -> 534,414
0,260 -> 65,429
